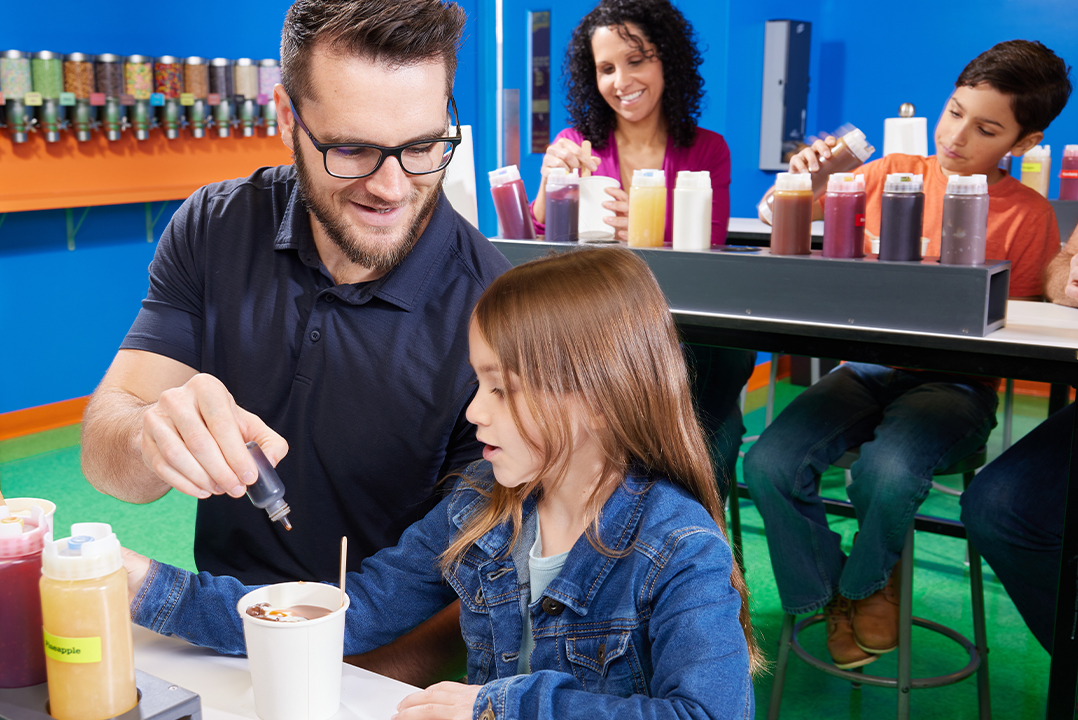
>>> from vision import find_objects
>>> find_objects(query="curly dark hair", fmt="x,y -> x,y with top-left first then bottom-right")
563,0 -> 705,149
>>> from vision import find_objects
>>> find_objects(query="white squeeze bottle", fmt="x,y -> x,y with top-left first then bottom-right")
673,171 -> 712,251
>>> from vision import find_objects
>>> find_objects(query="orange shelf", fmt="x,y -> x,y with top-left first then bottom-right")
0,128 -> 293,213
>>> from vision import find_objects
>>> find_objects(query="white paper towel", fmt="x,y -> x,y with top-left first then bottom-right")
883,117 -> 928,157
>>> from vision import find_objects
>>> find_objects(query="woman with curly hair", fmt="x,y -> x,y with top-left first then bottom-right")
532,0 -> 752,507
531,0 -> 730,246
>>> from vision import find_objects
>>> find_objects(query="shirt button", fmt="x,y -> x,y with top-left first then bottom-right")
310,330 -> 321,342
325,294 -> 336,303
541,598 -> 565,616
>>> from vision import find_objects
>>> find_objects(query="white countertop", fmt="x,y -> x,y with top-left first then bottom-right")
133,625 -> 419,720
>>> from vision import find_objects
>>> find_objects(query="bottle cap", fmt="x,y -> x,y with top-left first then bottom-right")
0,506 -> 48,558
826,173 -> 865,193
42,523 -> 123,580
631,169 -> 665,187
840,128 -> 875,162
1024,144 -> 1051,159
946,174 -> 988,195
64,52 -> 94,63
774,172 -> 812,192
95,53 -> 121,64
185,56 -> 207,66
488,164 -> 522,186
676,170 -> 711,189
546,167 -> 580,187
32,51 -> 61,61
884,173 -> 924,193
126,55 -> 152,65
1065,145 -> 1078,158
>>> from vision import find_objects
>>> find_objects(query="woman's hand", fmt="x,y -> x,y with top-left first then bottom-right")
122,547 -> 152,602
602,186 -> 630,241
392,681 -> 481,720
789,135 -> 839,174
541,138 -> 599,178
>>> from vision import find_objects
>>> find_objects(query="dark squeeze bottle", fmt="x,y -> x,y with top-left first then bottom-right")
878,173 -> 925,261
246,441 -> 293,530
544,168 -> 580,242
940,174 -> 989,266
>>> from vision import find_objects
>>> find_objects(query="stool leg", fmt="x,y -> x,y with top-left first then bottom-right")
767,614 -> 796,720
729,485 -> 744,574
964,471 -> 992,719
897,523 -> 915,720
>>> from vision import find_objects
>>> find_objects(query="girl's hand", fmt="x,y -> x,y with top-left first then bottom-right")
122,547 -> 152,601
541,138 -> 599,178
789,135 -> 839,174
602,186 -> 630,241
392,681 -> 481,720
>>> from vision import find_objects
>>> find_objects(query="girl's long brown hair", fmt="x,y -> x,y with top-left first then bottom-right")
440,246 -> 762,674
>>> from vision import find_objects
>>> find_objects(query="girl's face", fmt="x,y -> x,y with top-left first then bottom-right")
591,22 -> 665,127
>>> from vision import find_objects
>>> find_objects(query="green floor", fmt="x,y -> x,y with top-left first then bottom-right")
0,379 -> 1053,718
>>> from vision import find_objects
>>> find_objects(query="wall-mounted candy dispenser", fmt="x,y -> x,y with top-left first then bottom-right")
124,55 -> 154,140
258,59 -> 280,136
1,50 -> 33,143
183,56 -> 208,138
233,58 -> 258,137
31,51 -> 64,142
209,57 -> 233,138
63,53 -> 95,142
154,56 -> 183,139
94,54 -> 125,141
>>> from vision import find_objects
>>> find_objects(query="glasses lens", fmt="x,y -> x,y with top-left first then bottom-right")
399,140 -> 456,174
325,146 -> 382,178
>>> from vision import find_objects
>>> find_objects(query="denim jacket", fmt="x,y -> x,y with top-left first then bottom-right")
132,461 -> 753,719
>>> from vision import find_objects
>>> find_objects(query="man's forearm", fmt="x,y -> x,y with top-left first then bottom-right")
81,389 -> 170,504
345,600 -> 467,687
1045,254 -> 1078,307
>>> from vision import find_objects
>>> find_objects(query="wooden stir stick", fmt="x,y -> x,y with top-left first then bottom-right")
339,536 -> 348,609
581,140 -> 592,177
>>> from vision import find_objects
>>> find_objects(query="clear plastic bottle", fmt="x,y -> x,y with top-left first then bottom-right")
822,173 -> 866,258
544,168 -> 580,243
0,505 -> 50,688
878,173 -> 925,262
627,169 -> 666,247
940,175 -> 989,266
1020,145 -> 1051,198
246,441 -> 293,530
489,165 -> 537,239
672,171 -> 713,251
759,126 -> 875,223
770,172 -> 813,256
1059,145 -> 1078,201
40,523 -> 138,720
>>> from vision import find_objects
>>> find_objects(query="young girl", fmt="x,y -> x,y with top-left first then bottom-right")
125,246 -> 761,719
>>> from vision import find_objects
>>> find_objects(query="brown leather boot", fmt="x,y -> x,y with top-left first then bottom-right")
825,596 -> 878,669
852,561 -> 901,654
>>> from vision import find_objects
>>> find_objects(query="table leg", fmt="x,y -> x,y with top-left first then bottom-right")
1047,387 -> 1078,718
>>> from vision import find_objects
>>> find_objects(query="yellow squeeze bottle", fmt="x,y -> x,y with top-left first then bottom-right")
628,169 -> 666,247
40,523 -> 137,720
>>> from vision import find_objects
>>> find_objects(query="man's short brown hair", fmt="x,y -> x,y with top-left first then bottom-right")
281,0 -> 465,110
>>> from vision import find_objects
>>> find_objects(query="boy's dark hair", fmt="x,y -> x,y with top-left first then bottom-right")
281,0 -> 464,111
563,0 -> 705,149
955,40 -> 1072,138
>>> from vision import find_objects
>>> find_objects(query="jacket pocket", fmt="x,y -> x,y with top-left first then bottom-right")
565,631 -> 645,696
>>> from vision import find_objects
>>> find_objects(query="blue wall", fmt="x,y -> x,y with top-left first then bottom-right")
4,0 -> 1078,414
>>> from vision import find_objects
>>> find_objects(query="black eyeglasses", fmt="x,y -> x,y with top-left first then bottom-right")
289,97 -> 462,179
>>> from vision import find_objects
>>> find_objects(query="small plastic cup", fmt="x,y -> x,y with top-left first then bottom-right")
238,582 -> 350,720
577,175 -> 620,240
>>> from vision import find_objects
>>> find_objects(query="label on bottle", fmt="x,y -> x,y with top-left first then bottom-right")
24,92 -> 43,107
120,94 -> 136,106
150,93 -> 165,107
59,92 -> 76,107
180,93 -> 195,106
90,92 -> 105,107
257,93 -> 270,106
207,93 -> 221,106
854,214 -> 866,227
43,629 -> 102,664
1022,162 -> 1042,173
1061,170 -> 1078,179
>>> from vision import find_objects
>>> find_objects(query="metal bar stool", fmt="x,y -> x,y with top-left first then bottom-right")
767,446 -> 991,720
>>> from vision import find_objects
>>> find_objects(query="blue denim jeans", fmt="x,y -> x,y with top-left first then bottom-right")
744,362 -> 998,614
961,402 -> 1073,653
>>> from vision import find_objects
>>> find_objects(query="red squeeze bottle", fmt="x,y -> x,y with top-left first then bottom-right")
489,165 -> 537,239
0,506 -> 50,688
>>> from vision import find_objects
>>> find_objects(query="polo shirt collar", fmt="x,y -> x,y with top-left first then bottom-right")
274,174 -> 458,312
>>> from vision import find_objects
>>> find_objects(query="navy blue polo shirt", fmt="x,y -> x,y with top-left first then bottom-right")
122,164 -> 511,584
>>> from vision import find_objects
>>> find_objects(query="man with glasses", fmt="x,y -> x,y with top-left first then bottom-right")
80,0 -> 511,684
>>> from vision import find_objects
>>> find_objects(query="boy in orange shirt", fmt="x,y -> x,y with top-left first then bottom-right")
746,40 -> 1071,669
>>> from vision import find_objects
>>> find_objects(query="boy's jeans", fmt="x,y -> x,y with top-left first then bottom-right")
744,362 -> 998,615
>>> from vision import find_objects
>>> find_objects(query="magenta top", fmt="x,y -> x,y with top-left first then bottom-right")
531,126 -> 731,245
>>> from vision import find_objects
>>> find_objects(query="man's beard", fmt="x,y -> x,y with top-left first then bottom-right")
295,149 -> 442,275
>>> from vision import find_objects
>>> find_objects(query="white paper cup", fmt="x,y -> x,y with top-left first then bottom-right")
578,175 -> 621,239
6,497 -> 56,532
238,582 -> 350,720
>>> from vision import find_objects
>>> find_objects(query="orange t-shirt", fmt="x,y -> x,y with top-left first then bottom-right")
855,154 -> 1059,298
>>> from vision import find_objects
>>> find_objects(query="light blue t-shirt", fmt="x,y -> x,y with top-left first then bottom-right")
517,513 -> 568,674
